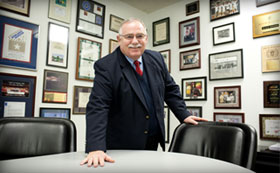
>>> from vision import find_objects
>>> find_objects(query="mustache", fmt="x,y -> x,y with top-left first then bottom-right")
128,44 -> 142,48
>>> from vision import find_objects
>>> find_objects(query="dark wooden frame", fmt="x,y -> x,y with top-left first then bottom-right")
0,0 -> 30,17
214,85 -> 241,109
180,48 -> 201,70
259,114 -> 280,140
214,112 -> 245,123
73,85 -> 92,114
263,81 -> 280,108
187,106 -> 202,117
179,17 -> 200,48
186,1 -> 200,16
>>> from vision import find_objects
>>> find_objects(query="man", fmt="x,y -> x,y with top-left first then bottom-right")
80,18 -> 207,168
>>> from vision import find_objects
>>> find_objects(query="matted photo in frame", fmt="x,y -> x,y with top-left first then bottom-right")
40,108 -> 71,119
164,106 -> 170,143
0,15 -> 39,70
263,81 -> 280,108
48,0 -> 72,24
153,17 -> 170,47
73,86 -> 91,114
0,72 -> 36,118
186,1 -> 199,16
181,76 -> 207,101
214,112 -> 244,123
262,44 -> 280,72
76,0 -> 106,39
180,48 -> 201,70
213,22 -> 235,46
76,37 -> 102,81
214,85 -> 241,109
187,106 -> 202,117
253,10 -> 280,38
109,39 -> 118,54
209,49 -> 243,81
42,70 -> 68,104
256,0 -> 280,7
0,0 -> 30,16
109,14 -> 124,33
47,22 -> 69,68
259,114 -> 280,140
159,49 -> 171,73
210,0 -> 240,21
179,17 -> 200,48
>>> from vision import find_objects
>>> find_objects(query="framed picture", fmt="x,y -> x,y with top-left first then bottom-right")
42,70 -> 68,104
213,22 -> 235,46
109,14 -> 124,33
159,49 -> 171,73
153,17 -> 170,47
0,0 -> 30,16
214,85 -> 241,109
73,86 -> 91,114
0,72 -> 36,118
214,112 -> 244,123
76,0 -> 106,39
181,76 -> 207,101
210,0 -> 240,21
262,44 -> 280,72
180,48 -> 201,70
209,49 -> 243,81
186,1 -> 199,16
187,106 -> 202,117
46,22 -> 69,68
109,39 -> 118,54
179,17 -> 200,48
263,81 -> 280,108
48,0 -> 72,24
253,10 -> 280,38
256,0 -> 280,7
164,106 -> 170,143
76,37 -> 102,81
40,108 -> 71,119
0,15 -> 39,70
259,114 -> 280,140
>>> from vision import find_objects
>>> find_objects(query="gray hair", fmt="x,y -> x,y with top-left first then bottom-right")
118,17 -> 147,35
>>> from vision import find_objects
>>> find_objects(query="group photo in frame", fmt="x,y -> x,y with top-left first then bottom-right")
262,44 -> 280,72
0,72 -> 36,118
210,0 -> 240,21
109,14 -> 124,33
263,80 -> 280,108
179,17 -> 200,48
187,106 -> 202,117
259,114 -> 280,140
109,39 -> 118,54
214,112 -> 244,123
40,108 -> 71,119
0,0 -> 30,16
73,86 -> 91,114
212,22 -> 235,46
209,49 -> 243,81
48,0 -> 72,24
181,76 -> 207,101
164,106 -> 170,143
214,85 -> 241,109
153,17 -> 170,47
0,15 -> 39,70
180,48 -> 201,70
186,1 -> 199,16
159,49 -> 171,73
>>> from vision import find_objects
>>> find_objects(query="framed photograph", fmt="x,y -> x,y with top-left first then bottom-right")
0,0 -> 30,16
256,0 -> 280,7
40,108 -> 71,119
153,17 -> 170,47
186,1 -> 199,16
42,70 -> 68,104
0,72 -> 36,118
179,17 -> 200,48
109,14 -> 124,33
76,0 -> 106,39
0,15 -> 39,70
214,112 -> 244,123
180,48 -> 201,70
181,76 -> 207,101
210,0 -> 240,21
209,49 -> 243,81
262,44 -> 280,72
253,10 -> 280,38
48,0 -> 72,24
159,49 -> 171,73
214,85 -> 241,109
259,114 -> 280,140
213,22 -> 235,46
164,106 -> 170,143
76,37 -> 102,82
263,81 -> 280,108
46,22 -> 69,68
187,106 -> 202,117
109,39 -> 118,54
73,86 -> 91,114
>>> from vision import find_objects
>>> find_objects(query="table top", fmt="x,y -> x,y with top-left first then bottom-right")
0,150 -> 255,173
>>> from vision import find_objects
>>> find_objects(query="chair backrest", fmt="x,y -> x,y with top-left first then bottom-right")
0,117 -> 76,160
168,121 -> 257,170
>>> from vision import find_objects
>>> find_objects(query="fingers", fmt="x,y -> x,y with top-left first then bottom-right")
80,151 -> 114,168
184,116 -> 208,125
105,155 -> 115,163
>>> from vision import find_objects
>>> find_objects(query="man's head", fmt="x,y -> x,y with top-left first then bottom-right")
117,18 -> 148,60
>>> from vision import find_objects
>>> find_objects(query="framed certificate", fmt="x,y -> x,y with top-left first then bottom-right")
214,112 -> 244,123
48,0 -> 72,24
179,17 -> 200,48
0,0 -> 30,16
164,106 -> 170,143
259,114 -> 280,140
109,39 -> 118,54
109,14 -> 124,33
262,44 -> 280,72
40,108 -> 71,119
159,49 -> 171,73
263,81 -> 280,108
180,48 -> 201,70
73,86 -> 91,114
153,17 -> 170,47
214,85 -> 241,109
0,15 -> 39,70
181,76 -> 207,101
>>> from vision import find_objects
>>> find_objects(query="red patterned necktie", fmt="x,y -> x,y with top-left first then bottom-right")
134,60 -> 143,76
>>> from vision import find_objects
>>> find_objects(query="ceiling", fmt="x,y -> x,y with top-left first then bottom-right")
119,0 -> 182,14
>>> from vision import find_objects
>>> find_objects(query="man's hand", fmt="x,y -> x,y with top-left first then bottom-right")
183,115 -> 208,125
80,150 -> 115,168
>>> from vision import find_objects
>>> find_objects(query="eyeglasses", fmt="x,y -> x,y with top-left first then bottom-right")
120,33 -> 146,40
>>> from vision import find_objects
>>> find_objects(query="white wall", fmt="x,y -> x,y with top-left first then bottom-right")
0,0 -> 279,151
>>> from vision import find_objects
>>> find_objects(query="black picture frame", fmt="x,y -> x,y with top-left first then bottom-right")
0,0 -> 30,17
256,0 -> 280,7
179,17 -> 200,48
153,17 -> 170,47
186,1 -> 200,16
212,22 -> 235,46
40,107 -> 71,119
164,106 -> 170,143
181,76 -> 207,101
263,81 -> 280,108
73,86 -> 92,114
210,0 -> 240,21
109,14 -> 124,33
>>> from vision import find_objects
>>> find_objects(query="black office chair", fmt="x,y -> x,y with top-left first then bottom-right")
168,121 -> 257,170
0,117 -> 77,160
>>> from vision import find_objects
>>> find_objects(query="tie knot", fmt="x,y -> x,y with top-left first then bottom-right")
134,60 -> 140,66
